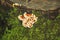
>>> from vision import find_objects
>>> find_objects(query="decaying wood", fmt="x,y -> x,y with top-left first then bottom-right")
0,0 -> 13,8
0,0 -> 60,10
9,0 -> 60,10
0,0 -> 60,20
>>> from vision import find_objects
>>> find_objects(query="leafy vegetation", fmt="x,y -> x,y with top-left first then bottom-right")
0,5 -> 60,40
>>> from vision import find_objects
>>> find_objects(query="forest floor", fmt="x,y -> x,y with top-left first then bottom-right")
0,5 -> 60,40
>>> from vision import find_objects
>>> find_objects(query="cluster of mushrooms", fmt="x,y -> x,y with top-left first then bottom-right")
18,12 -> 38,28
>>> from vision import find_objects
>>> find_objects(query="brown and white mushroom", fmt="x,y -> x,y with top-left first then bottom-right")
18,12 -> 38,28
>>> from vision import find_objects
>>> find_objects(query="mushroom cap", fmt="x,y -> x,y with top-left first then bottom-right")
18,15 -> 25,21
24,12 -> 32,18
18,12 -> 38,28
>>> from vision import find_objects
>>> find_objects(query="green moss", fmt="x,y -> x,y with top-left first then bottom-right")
0,6 -> 60,40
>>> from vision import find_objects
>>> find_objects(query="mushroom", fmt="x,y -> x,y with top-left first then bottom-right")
18,12 -> 38,28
